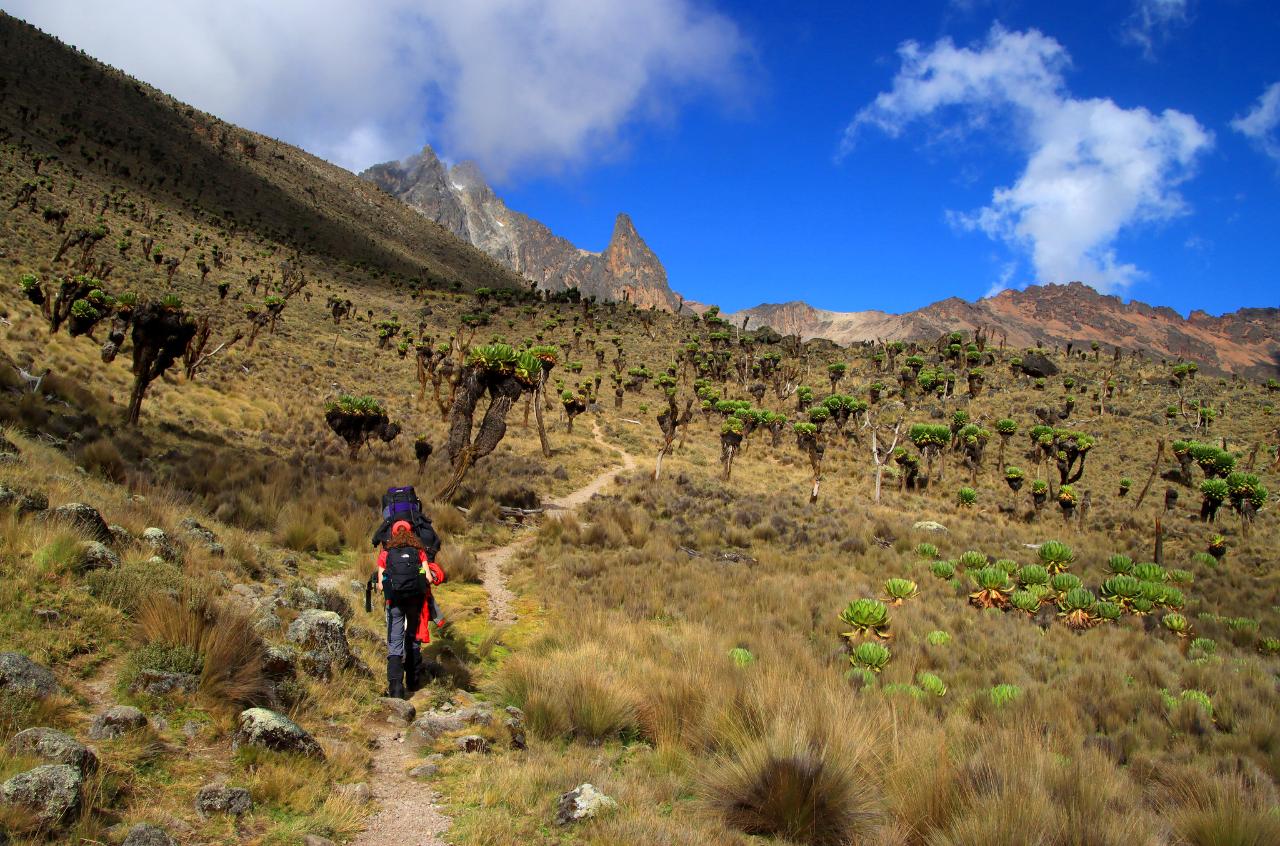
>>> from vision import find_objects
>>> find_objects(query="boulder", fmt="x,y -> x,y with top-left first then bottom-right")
179,518 -> 224,557
505,706 -> 527,751
121,823 -> 179,846
262,645 -> 297,679
1019,351 -> 1059,378
410,706 -> 492,742
286,610 -> 354,679
129,670 -> 199,698
911,521 -> 948,534
377,697 -> 417,727
0,652 -> 57,698
88,705 -> 148,740
194,784 -> 252,818
108,524 -> 136,547
302,836 -> 337,846
50,503 -> 112,542
6,728 -> 97,775
285,585 -> 323,611
315,577 -> 353,620
408,755 -> 443,779
141,528 -> 181,563
0,764 -> 82,825
233,708 -> 324,759
455,734 -> 490,754
0,485 -> 47,516
80,541 -> 120,571
554,783 -> 616,826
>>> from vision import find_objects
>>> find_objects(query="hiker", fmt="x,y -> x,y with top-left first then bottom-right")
372,486 -> 446,630
373,519 -> 445,699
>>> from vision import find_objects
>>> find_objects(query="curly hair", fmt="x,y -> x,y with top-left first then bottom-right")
384,526 -> 423,550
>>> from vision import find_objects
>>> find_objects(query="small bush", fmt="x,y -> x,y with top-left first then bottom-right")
77,436 -> 127,482
438,545 -> 480,584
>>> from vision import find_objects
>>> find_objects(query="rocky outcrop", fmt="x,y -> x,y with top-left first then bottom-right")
233,708 -> 324,759
0,763 -> 82,825
0,652 -> 57,698
363,147 -> 679,310
729,282 -> 1280,376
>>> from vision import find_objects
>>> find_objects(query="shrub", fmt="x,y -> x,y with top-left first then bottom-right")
917,672 -> 947,697
930,560 -> 955,580
838,599 -> 889,639
437,545 -> 480,584
990,684 -> 1021,708
957,550 -> 987,569
925,631 -> 950,646
915,542 -> 939,559
956,487 -> 977,507
1037,540 -> 1074,573
851,642 -> 890,673
883,578 -> 918,604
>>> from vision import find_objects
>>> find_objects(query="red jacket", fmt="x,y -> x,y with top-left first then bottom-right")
375,549 -> 445,641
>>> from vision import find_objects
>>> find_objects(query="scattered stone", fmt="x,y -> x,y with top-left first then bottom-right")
505,706 -> 527,751
141,528 -> 181,563
455,734 -> 490,754
286,610 -> 354,679
179,518 -> 224,556
378,697 -> 416,727
233,708 -> 324,759
0,652 -> 57,698
0,764 -> 82,825
285,584 -> 323,611
121,823 -> 179,846
282,556 -> 299,574
182,721 -> 203,741
6,728 -> 97,775
1018,351 -> 1060,378
50,503 -> 112,542
88,705 -> 147,740
333,782 -> 372,805
315,577 -> 353,620
262,645 -> 297,679
108,524 -> 135,547
129,670 -> 199,698
410,706 -> 493,742
408,755 -> 443,780
911,521 -> 948,534
34,608 -> 60,623
194,783 -> 252,818
79,541 -> 120,571
0,485 -> 47,516
302,836 -> 337,846
554,783 -> 616,826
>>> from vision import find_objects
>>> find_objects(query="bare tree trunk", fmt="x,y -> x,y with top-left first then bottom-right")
1134,439 -> 1165,508
535,376 -> 551,458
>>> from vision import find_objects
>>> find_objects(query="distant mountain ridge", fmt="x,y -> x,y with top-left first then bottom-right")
730,282 -> 1280,377
362,148 -> 678,310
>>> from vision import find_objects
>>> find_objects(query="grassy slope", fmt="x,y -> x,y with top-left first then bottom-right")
0,8 -> 1278,846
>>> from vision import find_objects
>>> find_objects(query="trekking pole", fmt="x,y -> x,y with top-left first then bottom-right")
364,575 -> 375,613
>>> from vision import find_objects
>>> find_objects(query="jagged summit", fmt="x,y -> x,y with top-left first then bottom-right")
363,148 -> 679,310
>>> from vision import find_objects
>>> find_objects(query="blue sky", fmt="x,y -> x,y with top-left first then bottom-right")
8,0 -> 1279,316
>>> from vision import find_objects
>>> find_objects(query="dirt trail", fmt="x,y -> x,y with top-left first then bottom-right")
355,420 -> 634,845
479,420 -> 635,624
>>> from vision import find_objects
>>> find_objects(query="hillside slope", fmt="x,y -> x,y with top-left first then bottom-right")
731,282 -> 1280,376
0,12 -> 525,294
363,147 -> 679,310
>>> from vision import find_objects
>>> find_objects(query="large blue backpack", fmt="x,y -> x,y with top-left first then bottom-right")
381,486 -> 421,519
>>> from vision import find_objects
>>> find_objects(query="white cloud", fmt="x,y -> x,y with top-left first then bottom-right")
1122,0 -> 1191,60
1231,81 -> 1280,165
4,0 -> 747,176
844,24 -> 1213,294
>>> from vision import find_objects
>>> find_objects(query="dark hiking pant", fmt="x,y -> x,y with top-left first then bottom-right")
386,596 -> 423,665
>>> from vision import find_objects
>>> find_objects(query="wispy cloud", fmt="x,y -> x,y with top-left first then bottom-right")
843,24 -> 1213,294
1231,81 -> 1280,166
5,0 -> 749,177
1121,0 -> 1192,60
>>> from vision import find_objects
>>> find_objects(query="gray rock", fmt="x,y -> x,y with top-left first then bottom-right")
88,705 -> 147,740
333,782 -> 372,804
80,541 -> 120,571
233,708 -> 324,759
378,697 -> 417,727
911,521 -> 948,534
554,783 -> 616,826
6,728 -> 97,775
455,734 -> 490,754
129,670 -> 199,697
108,524 -> 135,547
410,706 -> 493,741
285,585 -> 323,611
195,783 -> 252,818
121,823 -> 179,846
50,503 -> 112,542
262,645 -> 297,678
0,764 -> 82,825
286,610 -> 354,679
282,556 -> 299,574
0,652 -> 57,698
302,836 -> 337,846
34,608 -> 60,623
0,485 -> 47,516
505,706 -> 527,751
315,577 -> 353,620
141,528 -> 181,563
1018,351 -> 1059,378
408,755 -> 444,779
179,518 -> 223,557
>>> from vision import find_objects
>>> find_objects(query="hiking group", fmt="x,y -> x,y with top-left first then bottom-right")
369,486 -> 445,700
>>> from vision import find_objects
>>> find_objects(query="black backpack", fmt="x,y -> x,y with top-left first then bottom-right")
383,545 -> 427,600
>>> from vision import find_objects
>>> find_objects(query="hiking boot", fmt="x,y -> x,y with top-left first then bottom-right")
386,656 -> 405,700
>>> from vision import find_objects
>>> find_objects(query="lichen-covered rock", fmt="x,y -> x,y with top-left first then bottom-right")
455,734 -> 490,754
262,645 -> 297,679
0,485 -> 47,516
333,782 -> 372,805
129,670 -> 199,698
284,584 -> 323,611
408,755 -> 444,779
107,524 -> 136,547
80,541 -> 120,571
0,764 -> 82,825
0,652 -> 57,698
179,518 -> 224,557
121,823 -> 179,846
378,697 -> 416,727
410,705 -> 492,742
554,783 -> 617,826
194,783 -> 252,818
6,728 -> 97,775
141,528 -> 181,563
88,705 -> 147,740
315,576 -> 353,620
911,520 -> 948,534
505,705 -> 528,751
50,502 -> 112,541
233,708 -> 324,759
286,609 -> 354,679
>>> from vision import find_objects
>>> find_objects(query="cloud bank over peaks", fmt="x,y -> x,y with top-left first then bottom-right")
6,0 -> 749,178
843,24 -> 1213,294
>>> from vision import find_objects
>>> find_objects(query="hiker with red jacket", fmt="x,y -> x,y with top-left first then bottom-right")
372,519 -> 445,699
